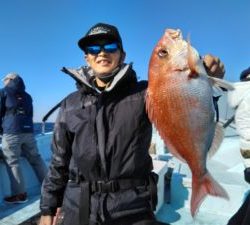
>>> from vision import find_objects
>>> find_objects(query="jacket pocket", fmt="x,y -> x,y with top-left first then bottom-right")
61,181 -> 81,225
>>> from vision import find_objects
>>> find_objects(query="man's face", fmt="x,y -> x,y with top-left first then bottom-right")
84,39 -> 124,76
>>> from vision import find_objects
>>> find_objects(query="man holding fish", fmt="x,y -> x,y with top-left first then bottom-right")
39,23 -> 225,225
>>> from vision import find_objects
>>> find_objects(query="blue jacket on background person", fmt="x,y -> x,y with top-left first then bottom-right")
0,73 -> 33,134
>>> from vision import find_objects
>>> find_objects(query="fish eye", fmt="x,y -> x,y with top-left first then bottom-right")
158,49 -> 168,58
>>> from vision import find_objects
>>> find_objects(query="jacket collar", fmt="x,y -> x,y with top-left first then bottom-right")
62,63 -> 135,93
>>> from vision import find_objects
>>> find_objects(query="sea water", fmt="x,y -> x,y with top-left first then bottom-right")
34,122 -> 54,135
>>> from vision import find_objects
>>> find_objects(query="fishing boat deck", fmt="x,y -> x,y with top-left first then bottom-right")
0,195 -> 40,225
0,133 -> 52,225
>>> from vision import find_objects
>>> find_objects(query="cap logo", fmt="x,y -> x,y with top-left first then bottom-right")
89,26 -> 110,36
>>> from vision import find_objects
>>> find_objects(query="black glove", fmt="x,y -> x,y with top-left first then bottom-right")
244,167 -> 250,184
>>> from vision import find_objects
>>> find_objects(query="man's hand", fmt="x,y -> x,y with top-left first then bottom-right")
39,208 -> 61,225
39,215 -> 53,225
203,54 -> 225,79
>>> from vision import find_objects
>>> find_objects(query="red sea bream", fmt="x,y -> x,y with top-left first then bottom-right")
146,29 -> 233,216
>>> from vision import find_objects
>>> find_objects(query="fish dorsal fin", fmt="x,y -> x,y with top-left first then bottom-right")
208,76 -> 235,91
208,122 -> 225,158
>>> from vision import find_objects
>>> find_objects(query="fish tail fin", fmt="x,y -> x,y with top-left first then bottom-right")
191,172 -> 229,217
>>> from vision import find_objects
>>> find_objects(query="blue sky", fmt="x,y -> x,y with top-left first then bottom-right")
0,0 -> 249,121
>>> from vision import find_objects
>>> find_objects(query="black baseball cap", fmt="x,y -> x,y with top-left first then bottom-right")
78,23 -> 124,52
240,67 -> 250,82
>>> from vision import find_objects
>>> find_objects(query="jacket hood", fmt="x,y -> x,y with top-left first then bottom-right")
228,81 -> 250,108
61,63 -> 136,93
4,75 -> 26,94
240,67 -> 250,81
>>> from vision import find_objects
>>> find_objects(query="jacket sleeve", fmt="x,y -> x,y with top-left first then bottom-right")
40,99 -> 73,215
235,92 -> 250,170
236,92 -> 250,148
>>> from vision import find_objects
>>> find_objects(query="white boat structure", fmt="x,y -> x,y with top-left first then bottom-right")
0,94 -> 248,225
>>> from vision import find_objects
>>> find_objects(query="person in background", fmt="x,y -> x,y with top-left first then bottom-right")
39,23 -> 225,225
227,67 -> 250,225
0,73 -> 47,203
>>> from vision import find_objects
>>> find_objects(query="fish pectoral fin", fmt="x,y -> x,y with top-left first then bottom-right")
208,122 -> 225,158
208,76 -> 235,91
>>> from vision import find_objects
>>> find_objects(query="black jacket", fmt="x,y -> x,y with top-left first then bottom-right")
0,76 -> 34,134
40,64 -> 155,224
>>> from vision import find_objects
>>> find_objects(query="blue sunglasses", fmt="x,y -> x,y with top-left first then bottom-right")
85,43 -> 119,55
